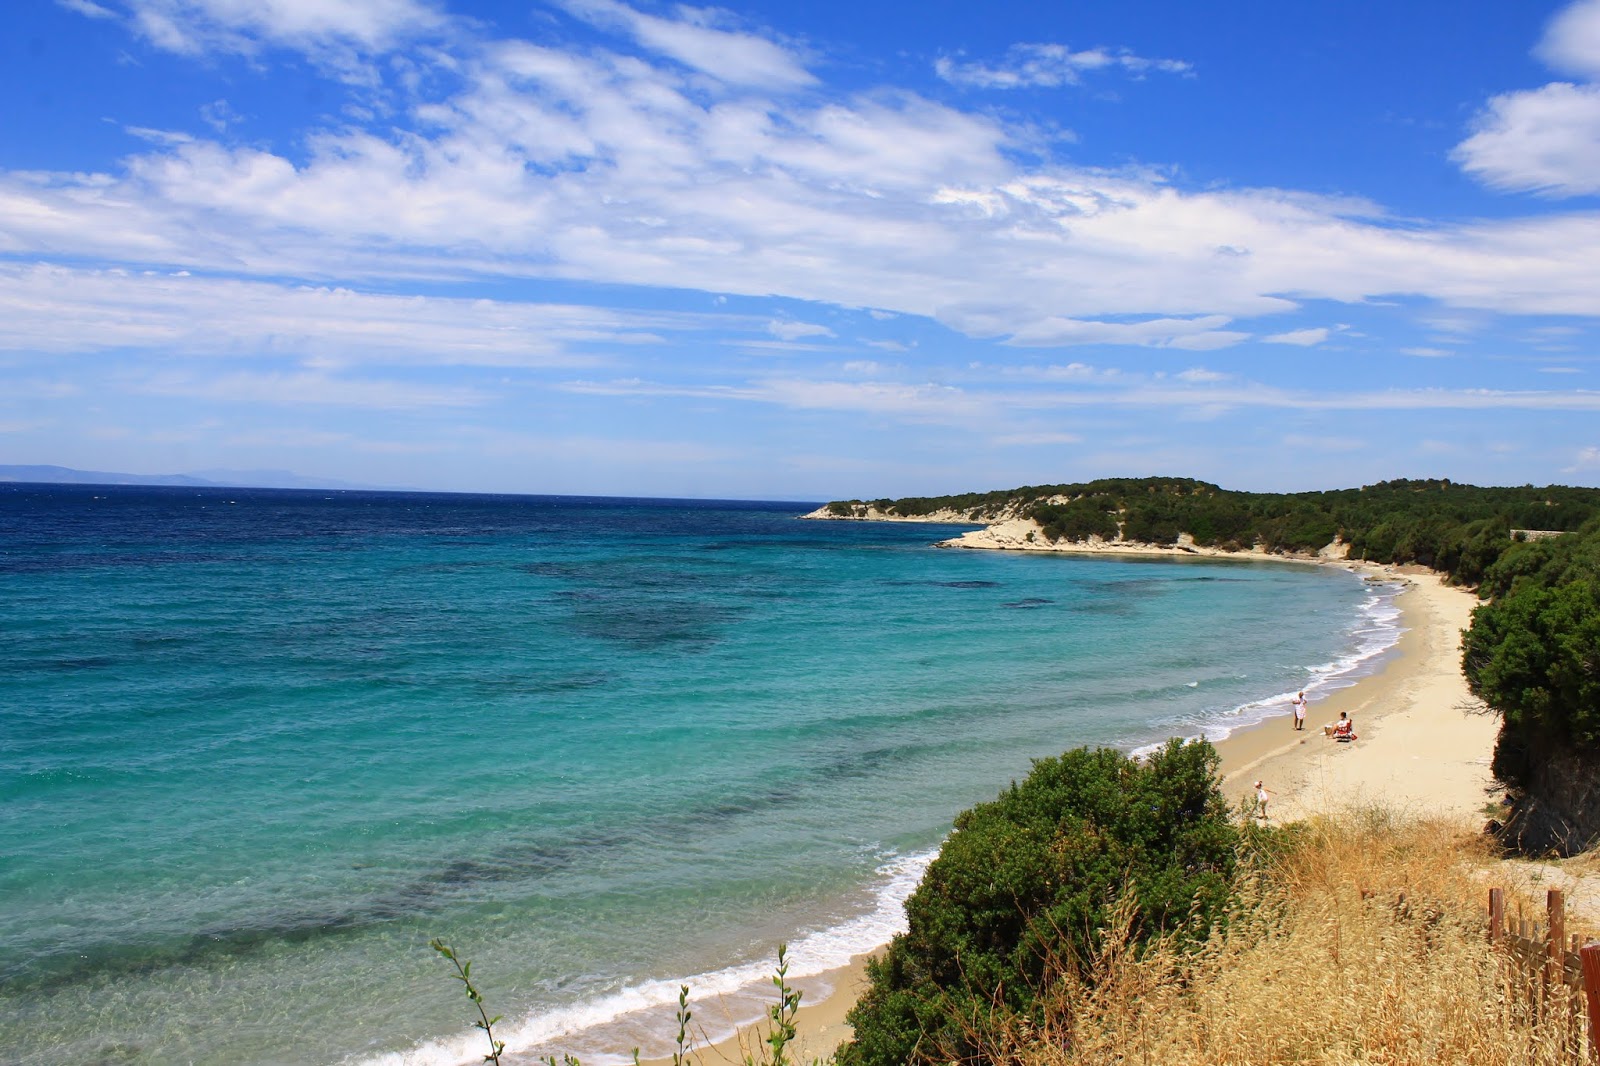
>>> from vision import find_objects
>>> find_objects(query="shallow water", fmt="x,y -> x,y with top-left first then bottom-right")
0,486 -> 1397,1064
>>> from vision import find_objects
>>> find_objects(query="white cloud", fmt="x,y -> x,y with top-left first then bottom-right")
77,0 -> 447,68
200,99 -> 244,133
56,0 -> 117,19
767,319 -> 836,341
1453,82 -> 1600,196
1567,444 -> 1600,469
1538,0 -> 1600,80
1400,347 -> 1453,357
1263,327 -> 1329,346
558,0 -> 816,90
1454,0 -> 1600,196
0,263 -> 720,366
11,0 -> 1600,357
936,43 -> 1190,90
1001,314 -> 1248,350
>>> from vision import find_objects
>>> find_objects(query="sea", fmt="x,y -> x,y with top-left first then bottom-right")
0,485 -> 1403,1065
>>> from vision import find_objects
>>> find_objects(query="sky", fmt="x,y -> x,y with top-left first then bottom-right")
3,0 -> 1600,499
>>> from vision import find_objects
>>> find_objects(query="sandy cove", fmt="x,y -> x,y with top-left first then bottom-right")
640,561 -> 1499,1066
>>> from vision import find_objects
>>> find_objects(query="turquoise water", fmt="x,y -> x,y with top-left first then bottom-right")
0,486 -> 1398,1064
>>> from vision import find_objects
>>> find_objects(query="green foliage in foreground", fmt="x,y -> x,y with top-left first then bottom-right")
826,477 -> 1600,585
837,739 -> 1238,1066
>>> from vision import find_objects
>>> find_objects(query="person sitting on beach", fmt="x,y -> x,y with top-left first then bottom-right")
1331,711 -> 1356,741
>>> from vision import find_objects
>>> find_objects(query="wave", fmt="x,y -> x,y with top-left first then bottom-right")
357,850 -> 936,1066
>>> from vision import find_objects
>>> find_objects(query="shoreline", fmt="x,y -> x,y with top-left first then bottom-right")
636,562 -> 1498,1066
1212,564 -> 1498,823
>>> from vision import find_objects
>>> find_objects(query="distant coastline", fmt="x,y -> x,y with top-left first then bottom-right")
0,464 -> 389,491
800,503 -> 1352,565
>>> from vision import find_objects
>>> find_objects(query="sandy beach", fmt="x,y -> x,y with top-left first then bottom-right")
1212,564 -> 1499,824
644,562 -> 1501,1066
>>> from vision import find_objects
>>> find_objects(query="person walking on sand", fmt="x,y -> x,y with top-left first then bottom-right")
1290,690 -> 1308,731
1254,780 -> 1275,820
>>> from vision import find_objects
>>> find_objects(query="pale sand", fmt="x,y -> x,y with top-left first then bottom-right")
643,564 -> 1500,1065
635,954 -> 872,1066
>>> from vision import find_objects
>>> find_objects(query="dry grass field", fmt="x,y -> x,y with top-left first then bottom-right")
955,810 -> 1594,1066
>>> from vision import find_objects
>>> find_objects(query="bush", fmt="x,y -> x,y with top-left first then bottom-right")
838,740 -> 1237,1066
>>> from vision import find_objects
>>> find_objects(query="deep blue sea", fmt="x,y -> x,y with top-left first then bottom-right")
0,485 -> 1400,1065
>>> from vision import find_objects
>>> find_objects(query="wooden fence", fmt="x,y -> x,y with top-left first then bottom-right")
1489,886 -> 1600,1059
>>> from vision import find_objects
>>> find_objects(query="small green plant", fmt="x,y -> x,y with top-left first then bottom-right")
672,983 -> 693,1066
428,945 -> 810,1066
751,944 -> 802,1066
430,938 -> 506,1066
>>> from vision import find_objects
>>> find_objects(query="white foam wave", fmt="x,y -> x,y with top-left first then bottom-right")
1133,575 -> 1408,754
359,850 -> 935,1066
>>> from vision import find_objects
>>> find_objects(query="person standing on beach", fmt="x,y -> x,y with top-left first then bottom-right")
1291,690 -> 1308,731
1254,780 -> 1274,819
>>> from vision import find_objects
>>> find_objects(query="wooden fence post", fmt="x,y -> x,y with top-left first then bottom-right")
1581,943 -> 1600,1060
1491,887 -> 1505,945
1549,889 -> 1566,988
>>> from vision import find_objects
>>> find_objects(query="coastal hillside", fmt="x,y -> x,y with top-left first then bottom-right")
813,477 -> 1600,587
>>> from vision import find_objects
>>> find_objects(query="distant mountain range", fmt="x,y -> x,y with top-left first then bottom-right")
0,465 -> 388,491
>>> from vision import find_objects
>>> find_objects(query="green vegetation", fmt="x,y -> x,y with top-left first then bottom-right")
838,739 -> 1238,1066
430,938 -> 507,1066
1463,517 -> 1600,853
826,477 -> 1600,585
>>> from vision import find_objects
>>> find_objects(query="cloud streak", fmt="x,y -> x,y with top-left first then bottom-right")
935,43 -> 1191,90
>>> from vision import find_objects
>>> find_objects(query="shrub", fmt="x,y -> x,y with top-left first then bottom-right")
837,740 -> 1237,1066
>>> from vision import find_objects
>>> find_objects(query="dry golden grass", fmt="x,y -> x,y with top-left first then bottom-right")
967,807 -> 1592,1066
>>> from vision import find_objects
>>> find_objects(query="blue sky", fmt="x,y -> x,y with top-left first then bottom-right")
3,0 -> 1599,498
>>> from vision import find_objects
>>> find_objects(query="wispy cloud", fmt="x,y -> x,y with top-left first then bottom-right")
767,319 -> 836,341
0,264 -> 723,367
1263,327 -> 1329,346
557,0 -> 816,89
133,369 -> 486,409
936,43 -> 1191,90
56,0 -> 117,19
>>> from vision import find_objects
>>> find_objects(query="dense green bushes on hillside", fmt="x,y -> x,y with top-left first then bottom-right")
837,740 -> 1238,1066
1463,519 -> 1600,853
826,478 -> 1600,586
